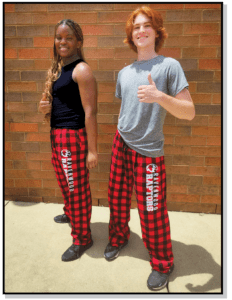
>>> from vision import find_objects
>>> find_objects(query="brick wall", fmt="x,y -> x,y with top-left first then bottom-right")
5,3 -> 221,214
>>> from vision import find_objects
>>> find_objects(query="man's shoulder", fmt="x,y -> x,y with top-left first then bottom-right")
118,63 -> 133,74
158,56 -> 180,67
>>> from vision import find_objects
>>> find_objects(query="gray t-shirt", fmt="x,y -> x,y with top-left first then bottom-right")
116,55 -> 189,157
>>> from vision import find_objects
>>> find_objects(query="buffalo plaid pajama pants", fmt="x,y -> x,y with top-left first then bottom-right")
51,128 -> 92,246
108,130 -> 174,273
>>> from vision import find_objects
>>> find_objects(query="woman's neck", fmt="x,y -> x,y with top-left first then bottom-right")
62,54 -> 80,66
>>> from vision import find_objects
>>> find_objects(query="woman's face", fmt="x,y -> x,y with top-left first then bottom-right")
55,24 -> 80,58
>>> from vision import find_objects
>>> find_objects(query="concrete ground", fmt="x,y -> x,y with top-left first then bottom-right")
5,201 -> 221,294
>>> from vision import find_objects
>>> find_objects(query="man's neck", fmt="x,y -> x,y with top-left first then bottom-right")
137,48 -> 158,61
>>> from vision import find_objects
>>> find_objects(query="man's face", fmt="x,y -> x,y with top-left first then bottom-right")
132,13 -> 157,51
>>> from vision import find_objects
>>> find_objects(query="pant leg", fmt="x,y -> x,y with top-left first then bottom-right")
51,128 -> 92,246
51,129 -> 70,218
133,153 -> 174,273
108,131 -> 134,247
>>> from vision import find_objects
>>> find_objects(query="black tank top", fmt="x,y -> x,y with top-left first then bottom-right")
50,59 -> 85,129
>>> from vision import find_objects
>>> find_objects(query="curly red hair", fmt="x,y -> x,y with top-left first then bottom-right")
124,6 -> 168,53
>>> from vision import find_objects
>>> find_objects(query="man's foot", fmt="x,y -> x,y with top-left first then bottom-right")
62,240 -> 93,262
104,241 -> 128,261
147,264 -> 174,292
54,214 -> 70,223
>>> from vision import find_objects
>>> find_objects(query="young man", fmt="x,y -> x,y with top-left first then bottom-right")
104,7 -> 195,292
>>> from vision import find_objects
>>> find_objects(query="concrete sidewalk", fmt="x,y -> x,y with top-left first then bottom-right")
5,201 -> 221,293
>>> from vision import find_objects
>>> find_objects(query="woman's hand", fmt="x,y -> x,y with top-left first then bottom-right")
86,151 -> 98,170
39,94 -> 52,114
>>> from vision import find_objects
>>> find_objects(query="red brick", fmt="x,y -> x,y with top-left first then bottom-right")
27,170 -> 55,179
83,37 -> 98,48
207,137 -> 221,146
82,25 -> 114,36
114,4 -> 150,10
98,12 -> 130,23
10,123 -> 38,132
19,49 -> 49,59
27,152 -> 51,161
5,123 -> 10,132
5,142 -> 11,151
84,49 -> 114,59
212,94 -> 221,104
199,59 -> 221,70
201,195 -> 221,204
203,176 -> 221,186
188,185 -> 219,195
5,49 -> 17,59
34,59 -> 52,70
5,13 -> 32,25
205,157 -> 221,166
98,124 -> 117,134
8,103 -> 37,114
97,134 -> 114,144
29,188 -> 55,197
166,10 -> 201,22
164,145 -> 190,156
189,166 -> 220,176
5,4 -> 15,12
41,161 -> 53,170
65,13 -> 97,23
184,23 -> 219,35
43,180 -> 59,188
192,126 -> 221,136
32,13 -> 64,24
152,4 -> 184,9
163,125 -> 191,136
166,166 -> 189,175
185,4 -> 221,9
175,136 -> 206,146
98,83 -> 116,93
167,185 -> 187,194
159,48 -> 181,58
15,4 -> 47,12
26,133 -> 50,142
48,4 -> 81,11
99,59 -> 132,70
165,36 -> 199,48
190,146 -> 221,157
182,47 -> 217,58
209,116 -> 221,126
34,37 -> 54,48
5,179 -> 14,187
15,179 -> 42,188
7,82 -> 36,92
200,35 -> 221,46
169,194 -> 200,203
115,47 -> 137,59
5,169 -> 27,178
5,188 -> 28,196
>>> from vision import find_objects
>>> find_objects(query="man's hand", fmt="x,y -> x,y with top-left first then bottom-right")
137,73 -> 163,103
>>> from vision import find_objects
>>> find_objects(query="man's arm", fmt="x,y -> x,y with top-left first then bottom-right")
137,73 -> 195,121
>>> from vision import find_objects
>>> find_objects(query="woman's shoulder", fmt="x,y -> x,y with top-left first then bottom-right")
72,61 -> 94,83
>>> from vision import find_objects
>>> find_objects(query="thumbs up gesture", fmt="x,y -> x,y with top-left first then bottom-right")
137,73 -> 162,103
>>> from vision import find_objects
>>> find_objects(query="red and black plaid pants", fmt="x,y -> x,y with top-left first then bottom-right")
51,128 -> 92,246
108,130 -> 174,273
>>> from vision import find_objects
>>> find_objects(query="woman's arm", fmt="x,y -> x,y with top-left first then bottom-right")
72,62 -> 98,170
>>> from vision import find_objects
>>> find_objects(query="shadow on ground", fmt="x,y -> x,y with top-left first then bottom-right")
83,222 -> 221,293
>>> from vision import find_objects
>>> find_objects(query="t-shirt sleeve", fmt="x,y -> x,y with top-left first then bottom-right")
167,60 -> 189,97
115,71 -> 122,99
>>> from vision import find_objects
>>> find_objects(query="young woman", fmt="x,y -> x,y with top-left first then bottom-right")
103,7 -> 195,292
39,19 -> 97,262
